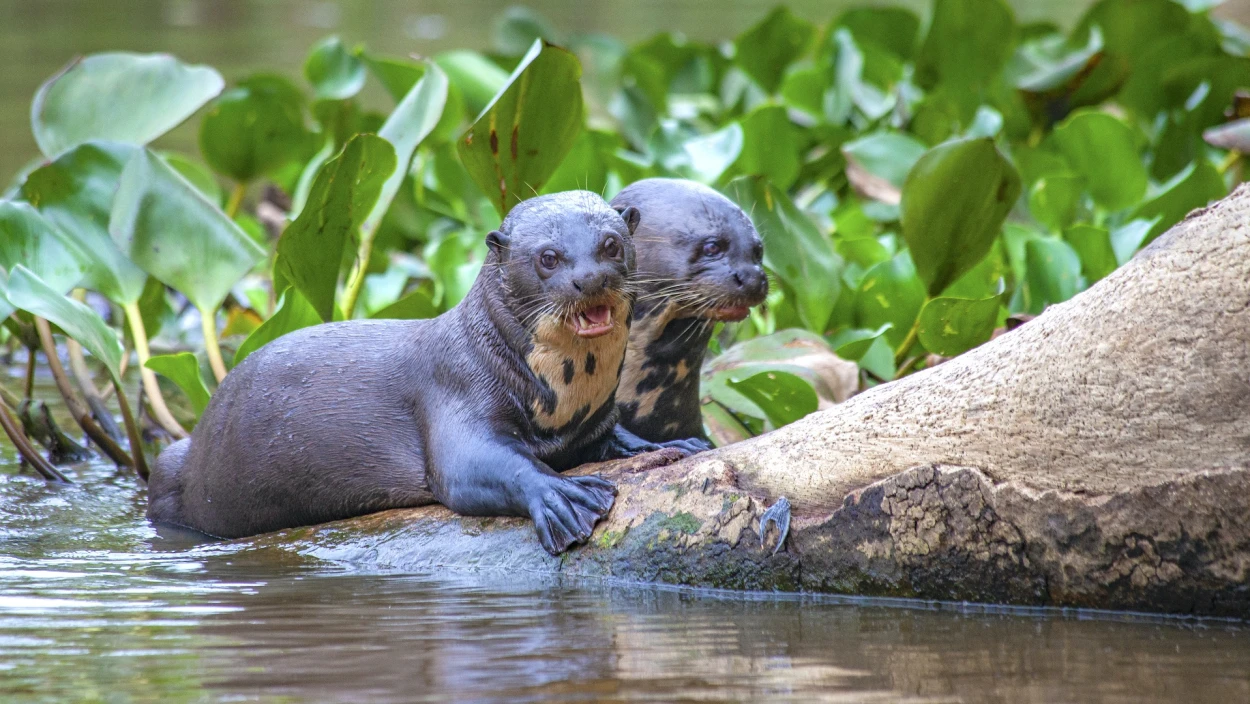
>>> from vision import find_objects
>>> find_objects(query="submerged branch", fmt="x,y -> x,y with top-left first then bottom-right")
0,394 -> 69,483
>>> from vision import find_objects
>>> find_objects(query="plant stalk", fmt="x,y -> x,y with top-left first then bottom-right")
23,345 -> 36,399
893,316 -> 922,368
200,308 -> 228,382
225,182 -> 247,219
33,317 -> 134,468
122,302 -> 188,439
0,395 -> 69,483
112,378 -> 149,482
340,242 -> 373,321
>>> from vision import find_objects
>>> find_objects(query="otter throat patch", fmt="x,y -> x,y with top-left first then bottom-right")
527,299 -> 630,430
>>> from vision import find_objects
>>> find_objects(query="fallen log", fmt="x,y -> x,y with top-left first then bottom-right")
241,185 -> 1250,618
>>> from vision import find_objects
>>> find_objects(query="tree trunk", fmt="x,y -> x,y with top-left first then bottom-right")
244,185 -> 1250,618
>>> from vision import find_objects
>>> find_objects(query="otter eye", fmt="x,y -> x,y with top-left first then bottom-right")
751,241 -> 764,262
603,235 -> 622,260
701,240 -> 723,258
539,250 -> 559,270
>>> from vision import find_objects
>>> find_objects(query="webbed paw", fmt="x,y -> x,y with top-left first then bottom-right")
528,474 -> 617,555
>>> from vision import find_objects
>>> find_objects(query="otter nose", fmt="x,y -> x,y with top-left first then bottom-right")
572,270 -> 610,296
733,266 -> 767,297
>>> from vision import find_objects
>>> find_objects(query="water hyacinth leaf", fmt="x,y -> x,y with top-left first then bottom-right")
110,149 -> 266,313
361,52 -> 427,102
494,6 -> 561,57
854,252 -> 926,348
0,201 -> 88,295
19,141 -> 148,304
901,137 -> 1021,297
841,132 -> 928,188
1028,173 -> 1083,231
726,368 -> 819,428
834,6 -> 921,60
1024,236 -> 1082,313
0,269 -> 11,321
703,329 -> 860,407
276,134 -> 396,322
458,39 -> 584,216
828,324 -> 893,361
682,123 -> 744,184
734,6 -> 816,93
161,151 -> 223,205
1013,27 -> 1104,94
917,295 -> 1000,357
724,176 -> 841,333
145,353 -> 211,416
1051,111 -> 1146,211
305,36 -> 365,100
233,287 -> 322,366
363,63 -> 449,239
1131,160 -> 1225,245
1109,218 -> 1158,265
435,50 -> 510,117
916,0 -> 1016,90
543,129 -> 618,195
1063,224 -> 1118,283
6,265 -> 123,382
199,74 -> 312,183
371,287 -> 438,320
738,106 -> 800,189
32,52 -> 224,158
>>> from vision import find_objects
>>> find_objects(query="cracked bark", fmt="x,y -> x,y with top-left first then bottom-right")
239,185 -> 1250,618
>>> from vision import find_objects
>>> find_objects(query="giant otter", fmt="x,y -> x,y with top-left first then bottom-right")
148,191 -> 701,554
609,179 -> 769,444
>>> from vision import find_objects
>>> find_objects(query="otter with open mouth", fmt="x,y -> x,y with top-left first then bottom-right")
147,191 -> 701,555
610,179 -> 769,445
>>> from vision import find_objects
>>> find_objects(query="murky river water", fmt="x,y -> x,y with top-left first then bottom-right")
2,363 -> 1249,702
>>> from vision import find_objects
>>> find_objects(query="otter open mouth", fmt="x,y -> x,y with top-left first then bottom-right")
705,305 -> 751,322
572,305 -> 614,338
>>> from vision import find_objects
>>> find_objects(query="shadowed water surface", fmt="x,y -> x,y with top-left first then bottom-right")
1,374 -> 1249,702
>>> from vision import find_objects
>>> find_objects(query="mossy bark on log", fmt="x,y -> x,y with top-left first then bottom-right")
243,185 -> 1250,618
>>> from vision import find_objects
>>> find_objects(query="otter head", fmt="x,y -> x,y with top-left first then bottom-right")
610,178 -> 767,323
487,190 -> 640,338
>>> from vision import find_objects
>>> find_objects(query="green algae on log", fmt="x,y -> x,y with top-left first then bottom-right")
242,185 -> 1250,619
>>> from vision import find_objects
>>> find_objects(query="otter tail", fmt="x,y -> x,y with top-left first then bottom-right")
147,438 -> 190,525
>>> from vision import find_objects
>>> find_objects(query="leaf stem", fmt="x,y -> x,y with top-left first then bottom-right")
23,345 -> 36,400
33,317 -> 134,468
200,308 -> 228,382
893,315 -> 922,367
1217,150 -> 1241,176
225,182 -> 247,219
122,301 -> 188,439
340,239 -> 373,321
112,379 -> 149,482
0,394 -> 69,483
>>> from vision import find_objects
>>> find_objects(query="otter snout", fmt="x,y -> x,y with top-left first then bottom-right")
732,265 -> 768,301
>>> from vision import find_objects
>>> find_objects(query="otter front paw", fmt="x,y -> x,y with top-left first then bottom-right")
656,436 -> 713,455
528,474 -> 617,555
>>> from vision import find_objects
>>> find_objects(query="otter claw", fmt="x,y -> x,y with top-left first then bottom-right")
759,496 -> 791,556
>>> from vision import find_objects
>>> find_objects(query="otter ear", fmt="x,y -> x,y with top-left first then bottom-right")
485,230 -> 510,257
614,205 -> 641,235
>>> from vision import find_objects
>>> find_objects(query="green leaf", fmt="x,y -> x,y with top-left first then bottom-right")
304,36 -> 365,100
726,369 -> 819,428
1012,27 -> 1104,94
734,7 -> 816,94
493,6 -> 561,57
1131,160 -> 1226,245
724,177 -> 842,333
737,105 -> 800,189
199,74 -> 312,183
1024,237 -> 1082,313
681,123 -> 744,184
234,287 -> 322,366
854,252 -> 927,348
835,6 -> 921,60
275,134 -> 396,322
370,288 -> 438,320
19,142 -> 148,304
1109,218 -> 1159,265
1028,173 -> 1083,231
0,201 -> 88,295
363,63 -> 449,238
916,0 -> 1016,90
6,265 -> 123,382
161,151 -> 223,205
1051,111 -> 1146,211
917,295 -> 1000,356
110,149 -> 265,313
543,129 -> 619,195
901,137 -> 1021,297
361,52 -> 427,102
435,50 -> 510,117
842,131 -> 929,188
457,40 -> 584,216
32,52 -> 224,158
828,324 -> 893,360
145,353 -> 211,416
1063,223 -> 1117,283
